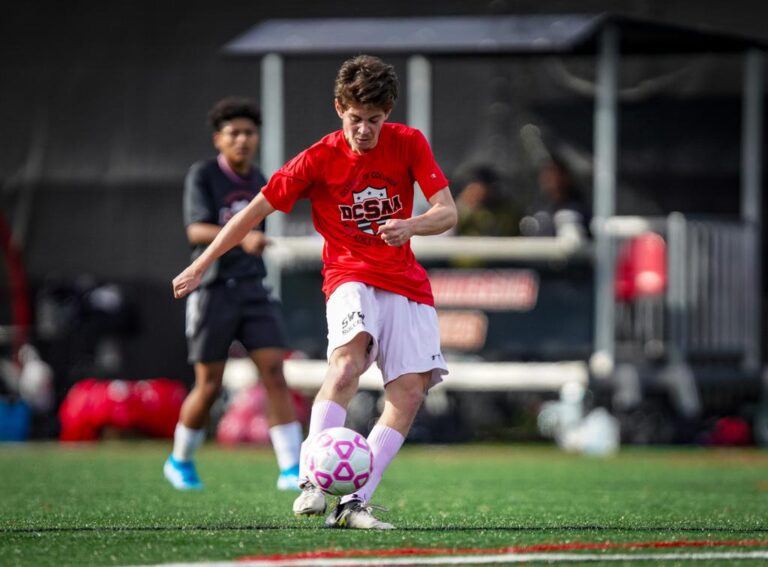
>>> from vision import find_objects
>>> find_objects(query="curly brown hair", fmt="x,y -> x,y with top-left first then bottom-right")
207,97 -> 262,131
334,55 -> 399,111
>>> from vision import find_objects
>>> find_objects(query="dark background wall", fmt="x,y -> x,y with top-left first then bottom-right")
2,0 -> 768,395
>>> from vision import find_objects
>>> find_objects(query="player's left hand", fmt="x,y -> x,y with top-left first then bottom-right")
240,230 -> 270,255
378,219 -> 413,247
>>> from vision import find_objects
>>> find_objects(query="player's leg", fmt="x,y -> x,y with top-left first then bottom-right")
240,293 -> 304,491
315,331 -> 370,405
165,285 -> 234,490
299,330 -> 372,484
293,331 -> 371,515
294,283 -> 379,516
164,361 -> 225,490
323,371 -> 428,529
250,346 -> 303,491
347,370 -> 430,503
325,290 -> 447,529
180,362 -> 227,429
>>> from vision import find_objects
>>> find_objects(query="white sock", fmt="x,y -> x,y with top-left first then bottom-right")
172,423 -> 206,462
299,400 -> 347,484
307,399 -> 347,438
269,421 -> 303,472
341,424 -> 404,505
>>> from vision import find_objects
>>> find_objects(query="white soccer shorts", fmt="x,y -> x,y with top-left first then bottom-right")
326,281 -> 448,389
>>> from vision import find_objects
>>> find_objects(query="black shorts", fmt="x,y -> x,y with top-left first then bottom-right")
185,278 -> 288,364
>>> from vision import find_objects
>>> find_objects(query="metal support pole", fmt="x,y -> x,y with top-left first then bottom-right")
407,55 -> 431,143
590,25 -> 620,379
261,53 -> 285,296
741,49 -> 764,372
407,55 -> 432,214
666,212 -> 688,364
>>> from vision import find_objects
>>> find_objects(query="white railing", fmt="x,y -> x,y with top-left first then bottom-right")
259,234 -> 594,392
223,357 -> 589,392
264,235 -> 591,264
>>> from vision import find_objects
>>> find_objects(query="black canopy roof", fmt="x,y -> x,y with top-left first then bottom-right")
224,13 -> 768,57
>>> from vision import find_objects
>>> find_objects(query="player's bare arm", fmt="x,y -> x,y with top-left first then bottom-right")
186,223 -> 270,256
378,187 -> 457,247
185,222 -> 223,246
239,231 -> 270,255
172,193 -> 275,298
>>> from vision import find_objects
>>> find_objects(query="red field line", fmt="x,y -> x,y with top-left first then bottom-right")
239,538 -> 768,562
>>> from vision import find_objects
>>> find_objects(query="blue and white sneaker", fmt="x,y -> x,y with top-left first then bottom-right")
163,456 -> 203,491
276,464 -> 301,492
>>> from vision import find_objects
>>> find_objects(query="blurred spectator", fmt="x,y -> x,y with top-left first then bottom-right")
520,157 -> 590,240
451,164 -> 521,237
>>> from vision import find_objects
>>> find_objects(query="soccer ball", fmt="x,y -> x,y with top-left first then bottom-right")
305,427 -> 373,496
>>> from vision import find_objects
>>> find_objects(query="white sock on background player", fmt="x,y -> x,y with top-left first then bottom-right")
269,421 -> 303,472
172,422 -> 206,462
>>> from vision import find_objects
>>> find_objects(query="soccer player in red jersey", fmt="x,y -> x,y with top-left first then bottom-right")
172,55 -> 457,529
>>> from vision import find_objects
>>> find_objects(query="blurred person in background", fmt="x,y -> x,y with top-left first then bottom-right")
451,164 -> 521,237
520,156 -> 590,240
172,55 -> 457,529
163,97 -> 302,492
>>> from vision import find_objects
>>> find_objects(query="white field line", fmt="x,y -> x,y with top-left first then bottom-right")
143,549 -> 768,566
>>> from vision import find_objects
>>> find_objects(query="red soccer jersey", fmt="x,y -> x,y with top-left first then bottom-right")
262,123 -> 449,305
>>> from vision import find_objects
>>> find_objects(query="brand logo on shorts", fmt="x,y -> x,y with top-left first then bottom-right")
338,186 -> 403,235
341,311 -> 365,335
431,353 -> 442,361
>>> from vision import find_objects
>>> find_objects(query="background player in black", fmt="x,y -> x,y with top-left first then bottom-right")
164,97 -> 302,491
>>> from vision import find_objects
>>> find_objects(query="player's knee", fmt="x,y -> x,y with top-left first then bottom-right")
193,381 -> 222,405
324,371 -> 358,396
257,356 -> 285,381
260,366 -> 289,392
326,356 -> 364,394
401,388 -> 426,416
330,351 -> 366,380
194,362 -> 225,394
389,377 -> 427,414
194,373 -> 223,399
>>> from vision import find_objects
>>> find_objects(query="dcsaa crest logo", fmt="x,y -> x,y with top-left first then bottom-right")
354,187 -> 388,203
338,186 -> 403,235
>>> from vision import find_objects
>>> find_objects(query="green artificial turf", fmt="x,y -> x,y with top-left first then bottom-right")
1,442 -> 768,566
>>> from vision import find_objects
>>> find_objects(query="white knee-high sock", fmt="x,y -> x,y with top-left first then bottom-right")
269,421 -> 303,472
299,400 -> 347,484
172,423 -> 206,462
341,424 -> 404,505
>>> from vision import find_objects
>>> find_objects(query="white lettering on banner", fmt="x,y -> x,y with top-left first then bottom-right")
437,310 -> 488,351
429,269 -> 539,311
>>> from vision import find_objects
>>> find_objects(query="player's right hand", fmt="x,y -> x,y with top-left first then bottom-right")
172,266 -> 202,299
240,230 -> 271,256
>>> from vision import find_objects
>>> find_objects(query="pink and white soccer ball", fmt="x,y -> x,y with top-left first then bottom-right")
305,427 -> 373,496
